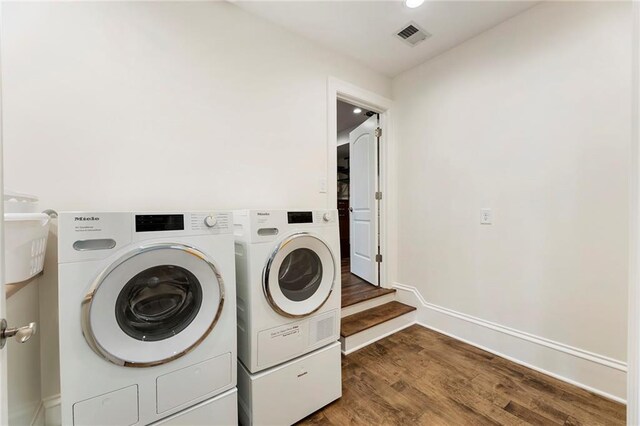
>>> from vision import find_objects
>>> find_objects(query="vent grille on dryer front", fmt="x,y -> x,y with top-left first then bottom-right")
314,317 -> 334,343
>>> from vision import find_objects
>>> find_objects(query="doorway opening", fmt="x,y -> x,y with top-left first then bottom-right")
327,78 -> 395,314
336,99 -> 390,303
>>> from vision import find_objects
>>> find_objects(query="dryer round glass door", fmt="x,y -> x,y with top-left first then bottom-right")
263,233 -> 336,317
81,243 -> 225,367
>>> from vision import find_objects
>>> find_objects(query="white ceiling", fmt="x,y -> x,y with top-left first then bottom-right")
233,1 -> 539,77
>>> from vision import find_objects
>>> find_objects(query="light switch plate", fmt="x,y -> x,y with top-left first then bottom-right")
319,178 -> 327,193
480,208 -> 492,224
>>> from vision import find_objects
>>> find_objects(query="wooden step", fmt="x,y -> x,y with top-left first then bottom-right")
342,281 -> 396,308
340,301 -> 416,338
341,289 -> 396,318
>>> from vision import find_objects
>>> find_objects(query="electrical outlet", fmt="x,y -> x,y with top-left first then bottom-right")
480,208 -> 492,225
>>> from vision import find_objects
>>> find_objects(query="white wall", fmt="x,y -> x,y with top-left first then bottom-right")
392,1 -> 631,399
2,1 -> 390,212
1,1 -> 390,402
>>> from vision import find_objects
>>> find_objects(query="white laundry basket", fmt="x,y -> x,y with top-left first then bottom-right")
4,192 -> 51,284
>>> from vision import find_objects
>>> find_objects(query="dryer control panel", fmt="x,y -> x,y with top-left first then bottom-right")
233,209 -> 338,244
287,210 -> 336,224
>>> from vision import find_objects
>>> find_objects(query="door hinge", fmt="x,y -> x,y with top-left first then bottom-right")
375,254 -> 383,263
375,127 -> 382,138
375,191 -> 382,200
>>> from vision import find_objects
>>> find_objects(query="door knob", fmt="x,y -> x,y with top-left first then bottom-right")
0,319 -> 37,349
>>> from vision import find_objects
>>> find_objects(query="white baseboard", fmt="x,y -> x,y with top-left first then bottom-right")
29,401 -> 44,426
341,311 -> 416,355
42,394 -> 61,426
393,282 -> 627,403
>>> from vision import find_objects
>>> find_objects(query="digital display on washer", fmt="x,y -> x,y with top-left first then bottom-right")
287,211 -> 313,224
135,214 -> 184,232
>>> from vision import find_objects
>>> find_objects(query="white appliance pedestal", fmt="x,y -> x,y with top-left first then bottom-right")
153,388 -> 238,425
238,342 -> 341,426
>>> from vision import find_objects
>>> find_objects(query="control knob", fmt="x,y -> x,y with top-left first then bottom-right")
204,215 -> 217,228
323,212 -> 332,222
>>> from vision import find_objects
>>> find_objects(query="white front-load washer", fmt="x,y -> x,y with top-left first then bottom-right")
233,209 -> 342,425
58,211 -> 237,426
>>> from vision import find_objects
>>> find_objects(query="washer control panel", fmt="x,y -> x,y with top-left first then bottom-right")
287,211 -> 313,224
190,212 -> 231,233
58,211 -> 233,262
204,215 -> 217,228
135,214 -> 184,233
132,212 -> 231,235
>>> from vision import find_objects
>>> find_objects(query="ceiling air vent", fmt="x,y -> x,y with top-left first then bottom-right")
395,22 -> 431,47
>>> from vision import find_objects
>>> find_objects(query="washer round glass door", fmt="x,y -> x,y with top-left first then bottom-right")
82,243 -> 225,367
263,233 -> 335,317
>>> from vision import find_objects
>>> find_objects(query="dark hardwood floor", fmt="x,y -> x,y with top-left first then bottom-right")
298,325 -> 625,426
341,258 -> 395,308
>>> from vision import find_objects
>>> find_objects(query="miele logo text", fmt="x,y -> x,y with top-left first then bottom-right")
256,212 -> 270,216
74,217 -> 100,222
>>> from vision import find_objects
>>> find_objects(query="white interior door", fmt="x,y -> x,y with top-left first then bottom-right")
349,116 -> 378,285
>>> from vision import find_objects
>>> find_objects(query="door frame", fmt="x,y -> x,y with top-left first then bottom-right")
326,77 -> 394,289
629,2 -> 640,423
0,0 -> 7,422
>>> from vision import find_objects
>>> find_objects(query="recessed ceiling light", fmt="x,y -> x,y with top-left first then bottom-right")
353,108 -> 362,114
405,0 -> 424,8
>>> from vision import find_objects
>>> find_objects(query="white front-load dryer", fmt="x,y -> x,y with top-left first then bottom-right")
233,209 -> 341,373
234,209 -> 342,425
58,212 -> 237,426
